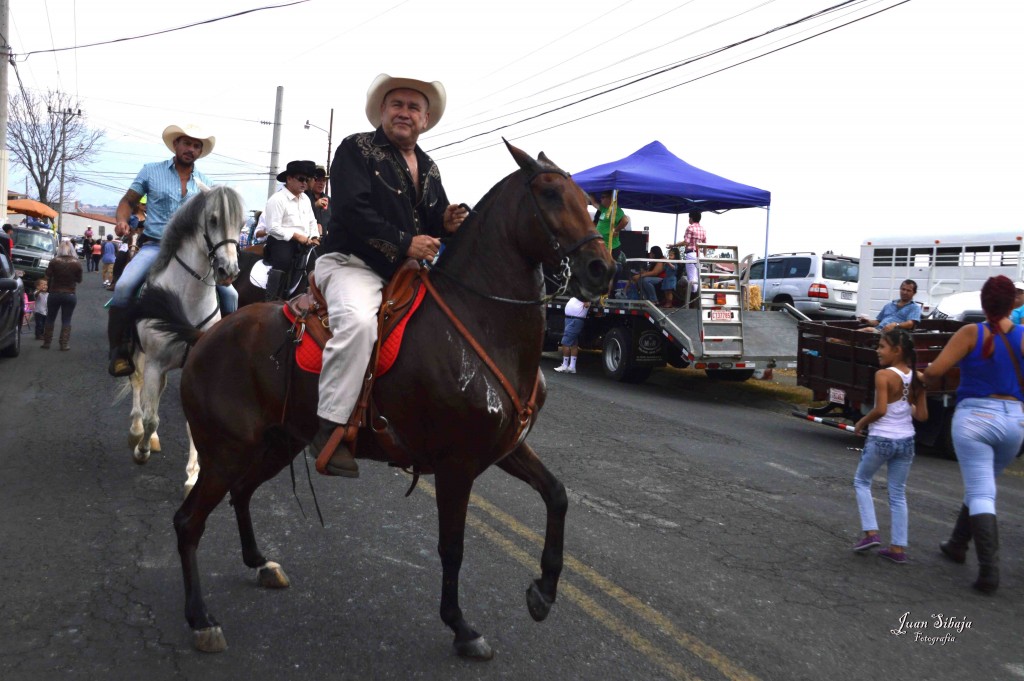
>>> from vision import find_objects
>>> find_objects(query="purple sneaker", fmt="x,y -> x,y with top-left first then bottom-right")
852,535 -> 881,552
878,548 -> 908,564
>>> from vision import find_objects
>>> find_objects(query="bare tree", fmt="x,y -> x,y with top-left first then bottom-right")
7,89 -> 104,206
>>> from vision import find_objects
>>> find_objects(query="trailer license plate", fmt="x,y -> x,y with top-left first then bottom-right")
840,291 -> 853,300
829,388 -> 846,404
709,310 -> 734,321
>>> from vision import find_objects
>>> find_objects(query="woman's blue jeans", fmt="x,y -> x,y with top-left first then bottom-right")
108,241 -> 237,314
640,276 -> 660,302
953,397 -> 1024,516
853,435 -> 915,546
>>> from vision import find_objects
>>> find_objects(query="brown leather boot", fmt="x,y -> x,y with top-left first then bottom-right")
41,322 -> 54,349
59,326 -> 71,351
312,418 -> 359,478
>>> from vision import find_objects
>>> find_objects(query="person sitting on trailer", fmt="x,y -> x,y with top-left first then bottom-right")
857,279 -> 922,333
1009,281 -> 1024,325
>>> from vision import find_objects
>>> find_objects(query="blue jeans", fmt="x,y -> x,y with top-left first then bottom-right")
953,397 -> 1024,516
108,241 -> 238,314
640,276 -> 661,302
853,435 -> 915,546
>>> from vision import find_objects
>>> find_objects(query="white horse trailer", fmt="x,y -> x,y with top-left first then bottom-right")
857,232 -> 1023,318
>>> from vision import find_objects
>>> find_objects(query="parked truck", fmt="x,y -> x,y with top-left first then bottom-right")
545,243 -> 802,383
795,318 -> 964,456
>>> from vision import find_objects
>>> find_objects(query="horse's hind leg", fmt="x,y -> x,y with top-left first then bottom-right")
133,363 -> 167,465
434,464 -> 493,661
495,442 -> 566,623
128,356 -> 145,454
174,467 -> 232,652
183,423 -> 199,499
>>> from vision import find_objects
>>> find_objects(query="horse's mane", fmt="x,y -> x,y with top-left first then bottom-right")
435,172 -> 515,267
151,189 -> 214,275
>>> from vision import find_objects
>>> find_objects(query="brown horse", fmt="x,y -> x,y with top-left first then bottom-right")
164,142 -> 613,657
232,245 -> 319,307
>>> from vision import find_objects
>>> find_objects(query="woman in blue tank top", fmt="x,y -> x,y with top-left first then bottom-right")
924,275 -> 1024,593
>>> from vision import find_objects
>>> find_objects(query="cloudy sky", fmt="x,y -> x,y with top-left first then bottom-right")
6,0 -> 1022,260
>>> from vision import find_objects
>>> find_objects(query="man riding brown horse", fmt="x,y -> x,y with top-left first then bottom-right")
262,159 -> 320,301
310,73 -> 468,476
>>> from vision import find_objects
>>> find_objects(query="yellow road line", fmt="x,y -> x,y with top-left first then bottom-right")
419,481 -> 759,681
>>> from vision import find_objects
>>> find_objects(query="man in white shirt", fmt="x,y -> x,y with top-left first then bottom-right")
263,159 -> 320,300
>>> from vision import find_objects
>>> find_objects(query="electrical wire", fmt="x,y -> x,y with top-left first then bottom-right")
17,1 -> 310,60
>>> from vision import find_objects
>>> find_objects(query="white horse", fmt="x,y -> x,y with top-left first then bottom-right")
120,186 -> 244,496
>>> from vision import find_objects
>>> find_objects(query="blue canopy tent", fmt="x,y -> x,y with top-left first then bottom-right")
573,140 -> 771,250
573,141 -> 773,299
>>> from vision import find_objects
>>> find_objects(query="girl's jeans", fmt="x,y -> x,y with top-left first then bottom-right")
953,397 -> 1024,516
854,435 -> 915,546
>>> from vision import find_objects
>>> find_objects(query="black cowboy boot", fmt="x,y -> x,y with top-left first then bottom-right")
970,513 -> 999,593
940,505 -> 972,564
311,418 -> 359,478
265,269 -> 284,302
41,322 -> 54,349
107,307 -> 135,377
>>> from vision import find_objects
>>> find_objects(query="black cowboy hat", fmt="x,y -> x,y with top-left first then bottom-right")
276,160 -> 317,183
313,165 -> 328,179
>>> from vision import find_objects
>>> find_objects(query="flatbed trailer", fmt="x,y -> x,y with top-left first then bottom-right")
544,244 -> 801,383
795,319 -> 964,455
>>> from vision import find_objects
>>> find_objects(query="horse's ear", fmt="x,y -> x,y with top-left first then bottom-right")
538,151 -> 557,167
503,137 -> 539,174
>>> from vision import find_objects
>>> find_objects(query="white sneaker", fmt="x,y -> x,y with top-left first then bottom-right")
554,364 -> 569,372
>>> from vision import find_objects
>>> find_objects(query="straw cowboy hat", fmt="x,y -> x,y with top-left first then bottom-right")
364,73 -> 446,131
162,124 -> 216,159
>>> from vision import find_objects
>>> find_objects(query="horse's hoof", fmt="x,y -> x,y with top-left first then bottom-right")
193,626 -> 227,653
132,448 -> 150,465
257,561 -> 290,589
453,635 -> 493,661
149,433 -> 162,453
128,432 -> 143,450
526,580 -> 553,622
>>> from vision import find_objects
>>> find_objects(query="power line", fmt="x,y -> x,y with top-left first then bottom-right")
427,0 -> 875,152
431,0 -> 911,160
17,1 -> 310,60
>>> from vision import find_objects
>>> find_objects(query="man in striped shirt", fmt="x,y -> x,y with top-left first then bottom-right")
106,123 -> 238,377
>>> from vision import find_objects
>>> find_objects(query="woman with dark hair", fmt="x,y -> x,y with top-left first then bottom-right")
43,240 -> 83,350
631,245 -> 666,304
924,275 -> 1024,593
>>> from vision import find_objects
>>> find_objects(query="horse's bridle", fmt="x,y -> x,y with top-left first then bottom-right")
175,229 -> 239,287
430,168 -> 602,305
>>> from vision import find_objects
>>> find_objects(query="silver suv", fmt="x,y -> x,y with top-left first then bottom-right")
745,252 -> 859,319
10,226 -> 57,288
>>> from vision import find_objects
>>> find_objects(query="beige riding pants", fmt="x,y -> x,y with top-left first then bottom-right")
315,252 -> 385,425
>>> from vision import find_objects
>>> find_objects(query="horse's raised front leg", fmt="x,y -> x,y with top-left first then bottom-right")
175,466 -> 231,653
229,448 -> 294,590
434,463 -> 493,661
133,360 -> 167,465
495,442 -> 566,622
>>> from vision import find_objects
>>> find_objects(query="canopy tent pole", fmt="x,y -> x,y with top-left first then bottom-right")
673,213 -> 679,244
760,205 -> 771,310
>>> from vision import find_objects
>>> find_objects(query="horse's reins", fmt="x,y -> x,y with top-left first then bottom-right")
174,230 -> 240,329
417,268 -> 542,450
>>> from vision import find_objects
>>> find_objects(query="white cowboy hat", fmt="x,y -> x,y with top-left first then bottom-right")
162,124 -> 216,159
364,73 -> 446,131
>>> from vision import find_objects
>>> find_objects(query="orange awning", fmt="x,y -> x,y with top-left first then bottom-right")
7,198 -> 58,219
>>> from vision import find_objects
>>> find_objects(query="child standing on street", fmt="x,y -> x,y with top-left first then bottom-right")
851,329 -> 928,563
32,278 -> 48,341
554,297 -> 589,374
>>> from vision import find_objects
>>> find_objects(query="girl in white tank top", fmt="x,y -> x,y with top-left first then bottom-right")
851,330 -> 929,563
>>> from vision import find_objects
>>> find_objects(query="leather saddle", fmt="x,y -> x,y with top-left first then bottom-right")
284,258 -> 424,463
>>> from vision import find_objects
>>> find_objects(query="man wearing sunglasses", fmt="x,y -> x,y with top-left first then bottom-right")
263,159 -> 320,300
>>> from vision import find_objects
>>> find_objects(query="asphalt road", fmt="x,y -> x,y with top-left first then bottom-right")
2,271 -> 1023,681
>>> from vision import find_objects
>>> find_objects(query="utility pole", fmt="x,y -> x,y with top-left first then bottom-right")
49,105 -> 82,235
267,86 -> 283,199
0,0 -> 11,223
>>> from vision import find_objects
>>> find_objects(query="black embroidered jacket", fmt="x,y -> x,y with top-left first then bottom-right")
321,127 -> 449,279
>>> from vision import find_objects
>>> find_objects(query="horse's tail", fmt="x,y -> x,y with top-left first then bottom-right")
135,285 -> 206,347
